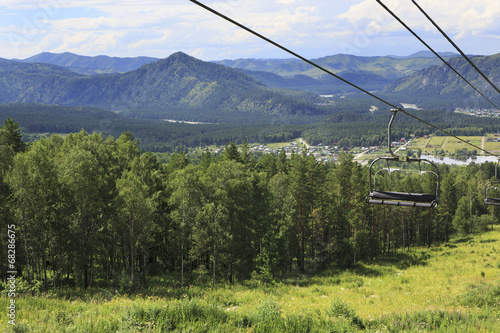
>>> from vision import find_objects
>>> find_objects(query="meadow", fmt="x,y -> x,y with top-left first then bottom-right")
1,227 -> 499,332
408,135 -> 498,155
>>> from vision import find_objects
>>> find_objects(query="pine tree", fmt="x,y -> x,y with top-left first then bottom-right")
0,118 -> 26,153
224,142 -> 243,163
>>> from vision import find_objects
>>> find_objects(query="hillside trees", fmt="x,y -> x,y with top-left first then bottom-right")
3,122 -> 500,290
7,140 -> 59,290
116,168 -> 156,290
168,165 -> 202,288
58,132 -> 115,289
260,172 -> 296,279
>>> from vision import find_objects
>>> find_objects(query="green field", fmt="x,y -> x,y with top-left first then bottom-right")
427,136 -> 446,148
404,135 -> 500,155
2,227 -> 499,332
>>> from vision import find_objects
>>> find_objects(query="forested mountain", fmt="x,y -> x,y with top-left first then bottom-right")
19,51 -> 456,78
237,68 -> 392,95
5,51 -> 490,122
0,52 -> 325,122
215,53 -> 459,80
20,52 -> 159,75
383,53 -> 500,105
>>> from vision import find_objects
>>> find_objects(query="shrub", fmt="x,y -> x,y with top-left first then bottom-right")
328,298 -> 365,329
120,298 -> 230,331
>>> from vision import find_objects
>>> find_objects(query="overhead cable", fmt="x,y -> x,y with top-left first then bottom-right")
189,0 -> 500,158
411,0 -> 500,98
189,0 -> 400,110
376,0 -> 500,110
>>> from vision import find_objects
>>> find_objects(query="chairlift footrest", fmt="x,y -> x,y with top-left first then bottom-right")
366,198 -> 436,208
484,198 -> 500,205
370,190 -> 437,203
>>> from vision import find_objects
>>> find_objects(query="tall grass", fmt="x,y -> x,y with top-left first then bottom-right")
1,227 -> 499,332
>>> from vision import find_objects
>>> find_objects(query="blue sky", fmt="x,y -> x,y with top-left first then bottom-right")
1,0 -> 499,61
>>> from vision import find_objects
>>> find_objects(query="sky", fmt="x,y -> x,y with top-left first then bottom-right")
0,0 -> 499,61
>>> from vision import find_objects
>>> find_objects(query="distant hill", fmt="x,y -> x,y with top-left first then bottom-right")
386,51 -> 460,59
238,68 -> 392,95
0,52 -> 325,123
214,53 -> 458,80
20,52 -> 159,75
382,53 -> 500,108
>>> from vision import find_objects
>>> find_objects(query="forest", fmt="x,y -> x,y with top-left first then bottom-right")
5,103 -> 500,154
0,117 -> 498,294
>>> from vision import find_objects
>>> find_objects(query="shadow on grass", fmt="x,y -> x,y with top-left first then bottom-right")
23,250 -> 434,299
366,250 -> 431,271
453,236 -> 473,243
347,262 -> 383,277
479,238 -> 498,244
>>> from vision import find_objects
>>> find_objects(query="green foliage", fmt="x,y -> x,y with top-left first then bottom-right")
0,277 -> 43,296
2,122 -> 500,300
2,225 -> 500,332
1,117 -> 26,152
120,299 -> 230,332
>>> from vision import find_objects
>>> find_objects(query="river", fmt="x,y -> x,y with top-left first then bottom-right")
421,155 -> 498,165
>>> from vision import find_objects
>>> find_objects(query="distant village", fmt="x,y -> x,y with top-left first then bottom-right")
454,107 -> 500,118
204,139 -> 410,163
249,142 -> 342,163
206,141 -> 345,163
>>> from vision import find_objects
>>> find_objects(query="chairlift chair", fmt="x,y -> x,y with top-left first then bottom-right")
484,160 -> 500,205
366,109 -> 440,208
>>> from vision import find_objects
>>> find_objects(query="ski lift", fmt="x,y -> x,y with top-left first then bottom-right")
366,109 -> 440,208
484,160 -> 500,205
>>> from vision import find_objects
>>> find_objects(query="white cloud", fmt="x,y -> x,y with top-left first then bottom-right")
333,0 -> 500,56
0,0 -> 498,59
338,0 -> 500,39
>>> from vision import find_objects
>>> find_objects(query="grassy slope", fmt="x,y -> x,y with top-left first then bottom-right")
1,227 -> 499,332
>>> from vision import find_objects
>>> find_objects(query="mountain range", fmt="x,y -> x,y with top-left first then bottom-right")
1,52 -> 326,123
13,50 -> 479,99
214,52 -> 460,80
2,50 -> 500,125
384,54 -> 500,95
16,50 -> 459,78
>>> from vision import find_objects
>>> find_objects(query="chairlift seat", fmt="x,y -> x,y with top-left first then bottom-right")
484,197 -> 500,205
484,164 -> 500,206
367,190 -> 437,207
365,109 -> 439,208
370,190 -> 436,202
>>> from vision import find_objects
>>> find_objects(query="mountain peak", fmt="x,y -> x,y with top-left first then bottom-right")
158,51 -> 198,65
168,51 -> 192,59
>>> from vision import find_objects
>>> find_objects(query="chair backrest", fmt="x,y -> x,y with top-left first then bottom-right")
484,160 -> 500,205
365,109 -> 440,208
370,155 -> 439,189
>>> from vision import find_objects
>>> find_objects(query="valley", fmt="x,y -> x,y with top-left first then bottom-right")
2,50 -> 500,154
2,0 -> 500,331
2,49 -> 500,333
